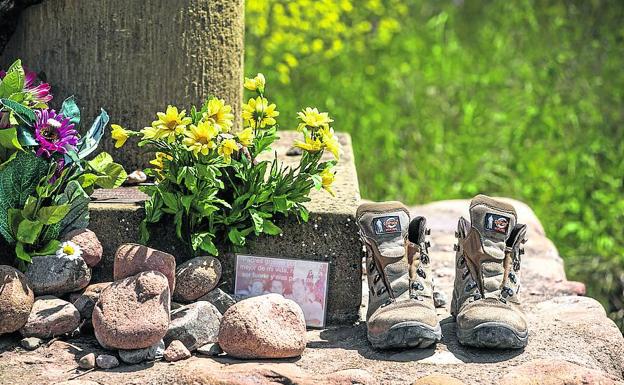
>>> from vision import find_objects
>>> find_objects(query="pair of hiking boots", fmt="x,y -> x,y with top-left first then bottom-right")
357,194 -> 528,350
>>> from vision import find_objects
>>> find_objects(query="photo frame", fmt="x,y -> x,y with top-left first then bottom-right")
234,254 -> 330,328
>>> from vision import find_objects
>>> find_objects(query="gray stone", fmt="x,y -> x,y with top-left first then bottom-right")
20,337 -> 42,350
78,353 -> 96,369
25,255 -> 91,296
118,340 -> 165,364
196,342 -> 222,356
20,296 -> 80,338
197,288 -> 236,314
95,354 -> 119,369
164,301 -> 221,352
433,290 -> 447,308
89,132 -> 362,325
173,256 -> 222,302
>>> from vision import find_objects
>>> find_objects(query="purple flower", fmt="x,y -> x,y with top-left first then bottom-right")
34,109 -> 78,157
0,68 -> 53,105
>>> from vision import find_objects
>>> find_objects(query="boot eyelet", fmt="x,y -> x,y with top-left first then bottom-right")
373,274 -> 381,284
508,272 -> 517,284
462,268 -> 470,280
513,260 -> 521,271
417,268 -> 426,279
421,253 -> 430,264
459,256 -> 465,266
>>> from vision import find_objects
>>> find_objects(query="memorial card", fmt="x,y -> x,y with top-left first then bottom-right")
234,255 -> 329,328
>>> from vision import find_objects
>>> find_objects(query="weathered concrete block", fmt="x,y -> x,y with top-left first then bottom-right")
88,132 -> 362,324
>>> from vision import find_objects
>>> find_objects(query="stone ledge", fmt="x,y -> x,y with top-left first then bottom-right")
88,132 -> 362,325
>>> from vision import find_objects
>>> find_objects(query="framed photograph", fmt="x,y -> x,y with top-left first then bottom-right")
234,255 -> 329,328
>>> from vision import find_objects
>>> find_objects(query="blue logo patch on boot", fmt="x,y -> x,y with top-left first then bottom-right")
373,216 -> 401,235
485,213 -> 510,234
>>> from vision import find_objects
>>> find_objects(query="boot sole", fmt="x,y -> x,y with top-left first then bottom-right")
368,321 -> 442,349
457,321 -> 528,349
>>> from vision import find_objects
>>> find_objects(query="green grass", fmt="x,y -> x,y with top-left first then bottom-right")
245,0 -> 624,329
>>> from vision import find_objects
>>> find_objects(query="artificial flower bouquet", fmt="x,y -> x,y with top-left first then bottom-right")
0,59 -> 126,268
113,73 -> 340,257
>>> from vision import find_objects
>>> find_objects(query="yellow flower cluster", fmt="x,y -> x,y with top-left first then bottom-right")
142,106 -> 192,143
294,108 -> 340,160
242,96 -> 279,129
244,73 -> 266,92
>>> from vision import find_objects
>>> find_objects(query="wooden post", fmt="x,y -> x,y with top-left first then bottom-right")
0,0 -> 244,171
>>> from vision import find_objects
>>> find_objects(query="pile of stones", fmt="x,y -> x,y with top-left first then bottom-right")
0,232 -> 308,370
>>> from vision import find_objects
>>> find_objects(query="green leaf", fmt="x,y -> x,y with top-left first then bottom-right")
87,152 -> 127,188
55,180 -> 90,236
15,242 -> 31,263
262,220 -> 282,235
37,204 -> 71,225
181,195 -> 193,212
75,108 -> 109,159
0,127 -> 23,151
7,208 -> 24,235
0,60 -> 25,98
0,99 -> 35,125
60,96 -> 81,126
31,239 -> 60,256
16,125 -> 37,146
77,173 -> 99,189
17,218 -> 44,244
273,195 -> 289,212
22,196 -> 37,219
161,191 -> 180,211
228,227 -> 246,246
250,211 -> 264,234
0,151 -> 48,242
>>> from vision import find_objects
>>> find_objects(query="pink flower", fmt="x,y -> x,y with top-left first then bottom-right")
34,109 -> 78,158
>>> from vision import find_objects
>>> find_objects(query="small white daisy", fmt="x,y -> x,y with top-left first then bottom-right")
56,241 -> 83,258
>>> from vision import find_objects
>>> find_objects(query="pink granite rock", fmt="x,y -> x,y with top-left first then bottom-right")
114,244 -> 176,292
173,256 -> 221,302
0,265 -> 34,335
20,296 -> 80,338
93,271 -> 170,350
164,340 -> 192,362
218,294 -> 306,359
61,229 -> 103,267
500,359 -> 622,385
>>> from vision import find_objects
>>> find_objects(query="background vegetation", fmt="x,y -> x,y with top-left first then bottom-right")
244,0 -> 624,329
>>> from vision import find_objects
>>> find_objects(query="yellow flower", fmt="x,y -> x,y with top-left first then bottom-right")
297,107 -> 333,131
294,134 -> 323,153
142,105 -> 191,143
242,96 -> 279,129
236,127 -> 255,147
183,121 -> 219,156
149,152 -> 173,180
218,138 -> 239,163
244,73 -> 266,92
320,167 -> 336,196
319,126 -> 341,160
203,98 -> 234,132
111,124 -> 130,148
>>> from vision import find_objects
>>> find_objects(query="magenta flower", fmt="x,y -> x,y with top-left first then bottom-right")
0,68 -> 53,105
34,109 -> 78,157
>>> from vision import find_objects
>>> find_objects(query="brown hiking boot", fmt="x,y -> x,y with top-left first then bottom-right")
451,194 -> 529,349
357,201 -> 441,349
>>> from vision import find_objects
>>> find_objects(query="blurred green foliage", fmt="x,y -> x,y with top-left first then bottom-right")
245,0 -> 624,329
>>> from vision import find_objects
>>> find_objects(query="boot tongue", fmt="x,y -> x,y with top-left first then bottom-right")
359,209 -> 409,258
469,194 -> 517,242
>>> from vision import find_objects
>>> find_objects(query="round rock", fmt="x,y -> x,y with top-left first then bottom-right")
114,244 -> 176,293
0,265 -> 34,335
78,353 -> 96,369
164,340 -> 191,362
61,229 -> 103,267
96,354 -> 119,369
173,256 -> 221,302
20,296 -> 80,338
218,294 -> 306,359
164,301 -> 221,351
93,271 -> 170,350
25,254 -> 91,296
